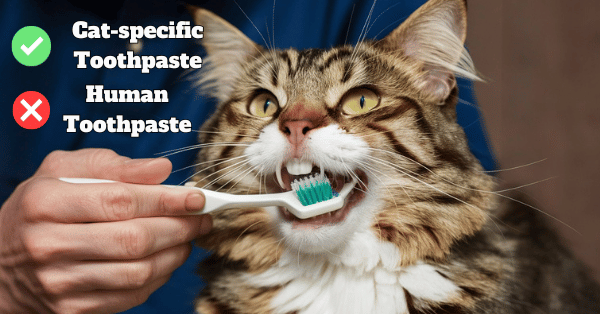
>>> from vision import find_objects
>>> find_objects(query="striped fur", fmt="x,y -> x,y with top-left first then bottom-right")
188,1 -> 600,313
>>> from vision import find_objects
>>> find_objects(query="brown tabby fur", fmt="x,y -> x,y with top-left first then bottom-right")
187,0 -> 600,313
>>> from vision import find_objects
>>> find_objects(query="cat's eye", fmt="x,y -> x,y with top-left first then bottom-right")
248,92 -> 279,118
341,88 -> 379,115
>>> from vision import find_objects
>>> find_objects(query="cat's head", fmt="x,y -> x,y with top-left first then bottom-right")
189,0 -> 495,269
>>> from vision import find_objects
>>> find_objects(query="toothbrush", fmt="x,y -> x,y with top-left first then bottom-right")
59,175 -> 357,219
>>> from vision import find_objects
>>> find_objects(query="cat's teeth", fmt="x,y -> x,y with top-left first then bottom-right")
276,163 -> 285,189
286,159 -> 313,175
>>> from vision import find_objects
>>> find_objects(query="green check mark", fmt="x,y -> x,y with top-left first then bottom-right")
12,26 -> 51,66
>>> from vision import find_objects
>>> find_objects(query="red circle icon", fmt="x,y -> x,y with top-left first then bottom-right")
13,91 -> 50,129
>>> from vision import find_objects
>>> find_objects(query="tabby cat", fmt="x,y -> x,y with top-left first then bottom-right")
187,0 -> 600,313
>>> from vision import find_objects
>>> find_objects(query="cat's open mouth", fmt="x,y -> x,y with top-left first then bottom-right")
271,160 -> 368,229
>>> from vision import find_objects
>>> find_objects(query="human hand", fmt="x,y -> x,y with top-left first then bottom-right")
0,149 -> 212,313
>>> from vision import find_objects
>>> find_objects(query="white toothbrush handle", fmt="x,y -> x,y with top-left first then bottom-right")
197,188 -> 293,213
58,177 -> 291,215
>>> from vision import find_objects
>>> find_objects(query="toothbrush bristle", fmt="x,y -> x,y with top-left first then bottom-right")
291,173 -> 334,206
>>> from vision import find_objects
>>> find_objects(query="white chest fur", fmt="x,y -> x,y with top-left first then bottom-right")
244,231 -> 461,314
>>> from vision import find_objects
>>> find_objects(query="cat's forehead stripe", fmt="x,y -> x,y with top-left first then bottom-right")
260,46 -> 366,80
271,63 -> 279,87
296,48 -> 326,69
341,61 -> 353,84
244,44 -> 419,117
257,47 -> 374,103
279,51 -> 292,70
318,48 -> 354,72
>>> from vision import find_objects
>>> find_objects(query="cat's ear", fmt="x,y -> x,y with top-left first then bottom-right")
379,0 -> 480,103
188,6 -> 261,102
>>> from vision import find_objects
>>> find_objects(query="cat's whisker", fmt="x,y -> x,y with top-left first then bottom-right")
261,168 -> 271,194
259,167 -> 265,195
197,159 -> 251,189
187,164 -> 248,189
356,0 -> 377,47
201,163 -> 251,191
179,158 -> 247,186
173,155 -> 246,174
496,194 -> 581,235
368,146 -> 543,200
232,1 -> 279,79
339,157 -> 368,195
245,53 -> 278,80
157,143 -> 250,158
369,169 -> 514,240
155,143 -> 211,155
352,129 -> 436,139
353,160 -> 407,208
459,117 -> 481,130
349,159 -> 386,193
458,97 -> 479,109
365,147 -> 428,179
221,164 -> 260,193
233,220 -> 264,248
243,165 -> 264,195
367,146 -> 456,180
262,21 -> 281,83
232,0 -> 270,51
343,4 -> 355,46
223,167 -> 256,193
351,186 -> 370,195
367,156 -> 483,211
271,0 -> 276,49
194,130 -> 259,138
481,158 -> 548,173
246,170 -> 262,194
264,21 -> 273,52
367,149 -> 581,235
274,237 -> 286,264
494,177 -> 557,193
235,167 -> 261,193
346,0 -> 378,80
319,242 -> 343,259
373,15 -> 408,40
202,159 -> 252,190
183,155 -> 248,178
364,2 -> 402,38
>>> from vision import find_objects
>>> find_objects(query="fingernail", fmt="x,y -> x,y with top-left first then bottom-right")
199,215 -> 213,235
185,192 -> 205,212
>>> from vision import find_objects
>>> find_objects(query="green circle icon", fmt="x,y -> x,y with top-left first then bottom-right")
12,26 -> 51,66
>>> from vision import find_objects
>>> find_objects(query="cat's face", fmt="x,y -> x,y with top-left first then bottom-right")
191,0 -> 495,267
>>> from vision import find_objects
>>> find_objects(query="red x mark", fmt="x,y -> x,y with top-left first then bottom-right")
13,91 -> 50,129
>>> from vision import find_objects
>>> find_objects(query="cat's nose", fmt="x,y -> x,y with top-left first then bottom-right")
282,120 -> 315,146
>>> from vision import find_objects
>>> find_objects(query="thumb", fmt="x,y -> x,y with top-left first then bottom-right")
35,149 -> 172,184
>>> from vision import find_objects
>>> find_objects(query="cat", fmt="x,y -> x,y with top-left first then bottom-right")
186,0 -> 600,313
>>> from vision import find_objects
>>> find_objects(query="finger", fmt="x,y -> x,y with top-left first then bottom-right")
35,149 -> 172,185
23,178 -> 205,223
36,244 -> 190,295
52,274 -> 171,314
23,216 -> 211,261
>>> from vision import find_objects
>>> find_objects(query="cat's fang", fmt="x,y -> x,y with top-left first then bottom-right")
276,163 -> 285,189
